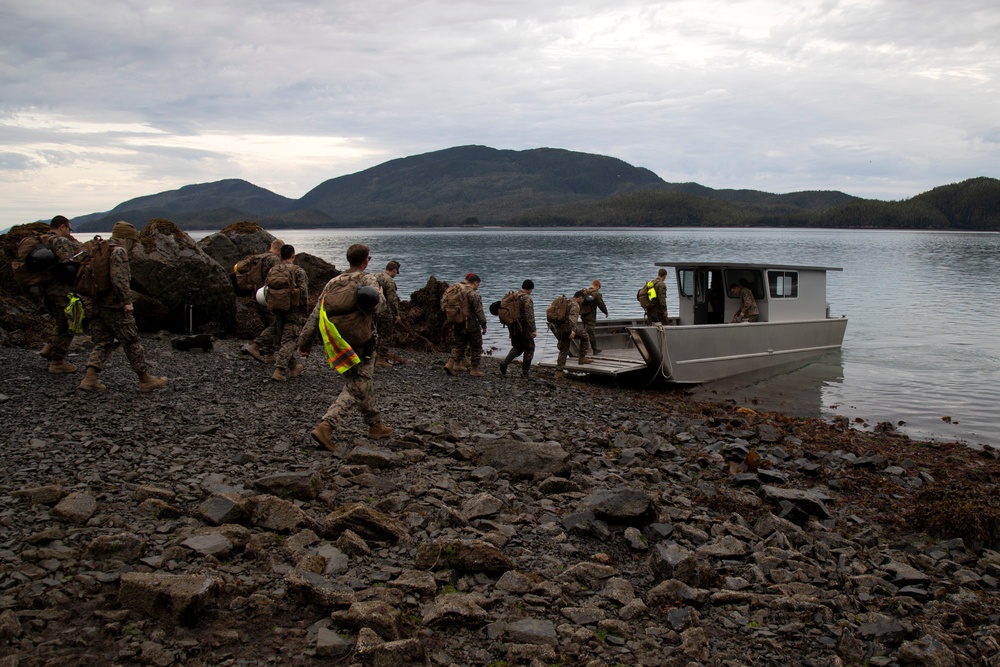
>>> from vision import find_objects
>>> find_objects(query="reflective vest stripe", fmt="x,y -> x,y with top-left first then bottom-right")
319,307 -> 360,374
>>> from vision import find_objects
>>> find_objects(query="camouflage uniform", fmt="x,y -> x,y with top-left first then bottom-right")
43,233 -> 82,362
374,271 -> 400,357
251,252 -> 283,353
271,263 -> 309,372
448,284 -> 487,371
549,298 -> 590,371
645,277 -> 669,325
499,291 -> 536,375
735,286 -> 759,322
299,269 -> 386,430
578,287 -> 608,353
84,241 -> 148,374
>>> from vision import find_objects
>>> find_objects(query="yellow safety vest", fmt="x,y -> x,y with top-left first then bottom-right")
319,307 -> 360,374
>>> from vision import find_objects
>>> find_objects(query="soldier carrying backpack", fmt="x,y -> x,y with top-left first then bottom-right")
497,279 -> 537,377
13,216 -> 84,374
238,239 -> 284,364
297,243 -> 393,451
77,221 -> 168,394
442,273 -> 487,377
548,290 -> 593,378
263,244 -> 309,382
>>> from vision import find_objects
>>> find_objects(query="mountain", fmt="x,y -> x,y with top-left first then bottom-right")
70,146 -> 999,232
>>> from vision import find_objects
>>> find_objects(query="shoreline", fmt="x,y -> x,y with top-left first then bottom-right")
1,336 -> 999,665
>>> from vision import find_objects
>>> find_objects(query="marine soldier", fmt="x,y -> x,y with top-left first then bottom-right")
241,238 -> 284,364
578,278 -> 608,355
269,244 -> 309,382
78,221 -> 168,393
498,279 -> 537,377
40,215 -> 82,374
444,273 -> 487,377
730,281 -> 760,322
644,268 -> 669,325
298,243 -> 393,450
550,290 -> 592,379
374,260 -> 401,368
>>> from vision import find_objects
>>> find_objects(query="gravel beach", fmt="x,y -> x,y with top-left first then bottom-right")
2,334 -> 1000,667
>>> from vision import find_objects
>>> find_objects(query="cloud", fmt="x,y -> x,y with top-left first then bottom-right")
1,0 -> 998,225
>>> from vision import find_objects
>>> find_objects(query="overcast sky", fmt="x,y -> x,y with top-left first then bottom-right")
1,0 -> 997,228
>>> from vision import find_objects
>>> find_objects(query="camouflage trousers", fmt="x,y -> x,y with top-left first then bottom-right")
448,324 -> 483,369
273,313 -> 303,370
321,356 -> 381,428
554,324 -> 590,371
375,313 -> 394,356
645,306 -> 669,325
580,312 -> 598,352
42,287 -> 75,362
503,326 -> 535,366
86,306 -> 146,374
252,304 -> 277,353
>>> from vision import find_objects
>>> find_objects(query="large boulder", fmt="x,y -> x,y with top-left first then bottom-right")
196,220 -> 276,271
130,219 -> 237,335
395,276 -> 449,352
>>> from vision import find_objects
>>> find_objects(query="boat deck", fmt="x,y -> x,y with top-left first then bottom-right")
536,348 -> 649,377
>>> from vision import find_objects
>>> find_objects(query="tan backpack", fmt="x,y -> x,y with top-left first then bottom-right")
498,291 -> 523,327
233,253 -> 269,294
12,233 -> 58,288
546,294 -> 570,322
323,272 -> 374,350
264,263 -> 300,313
73,237 -> 114,298
440,283 -> 470,325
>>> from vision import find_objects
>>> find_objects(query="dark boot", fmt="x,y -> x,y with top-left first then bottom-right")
522,360 -> 531,377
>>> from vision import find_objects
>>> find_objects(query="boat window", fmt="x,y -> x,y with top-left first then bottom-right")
725,270 -> 765,299
677,269 -> 695,297
768,271 -> 799,298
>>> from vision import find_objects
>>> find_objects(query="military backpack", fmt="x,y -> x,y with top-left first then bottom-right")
264,262 -> 301,313
322,272 -> 374,352
546,294 -> 570,323
73,237 -> 115,298
440,283 -> 470,325
12,232 -> 58,289
233,252 -> 270,295
498,290 -> 523,327
637,282 -> 654,309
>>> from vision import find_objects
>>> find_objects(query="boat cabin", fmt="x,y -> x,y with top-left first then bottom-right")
665,261 -> 839,325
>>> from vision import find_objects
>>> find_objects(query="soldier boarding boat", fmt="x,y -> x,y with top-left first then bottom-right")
540,261 -> 848,384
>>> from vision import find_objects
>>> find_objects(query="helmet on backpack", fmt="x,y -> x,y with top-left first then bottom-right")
355,285 -> 380,313
24,245 -> 58,272
50,260 -> 80,284
255,286 -> 268,307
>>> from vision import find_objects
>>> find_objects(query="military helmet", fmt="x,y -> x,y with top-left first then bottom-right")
256,286 -> 268,307
50,260 -> 80,283
355,285 -> 380,313
25,245 -> 58,272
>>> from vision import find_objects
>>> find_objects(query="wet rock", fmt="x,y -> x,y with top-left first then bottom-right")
84,532 -> 146,562
118,572 -> 220,626
252,471 -> 322,501
330,600 -> 404,640
577,488 -> 656,523
421,592 -> 490,625
414,539 -> 514,573
473,439 -> 571,479
52,491 -> 97,524
247,494 -> 318,533
324,503 -> 409,543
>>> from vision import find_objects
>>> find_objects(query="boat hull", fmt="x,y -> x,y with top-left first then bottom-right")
631,318 -> 848,383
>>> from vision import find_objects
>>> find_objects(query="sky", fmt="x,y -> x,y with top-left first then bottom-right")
1,0 -> 998,229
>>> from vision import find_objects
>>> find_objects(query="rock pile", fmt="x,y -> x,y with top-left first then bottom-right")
1,340 -> 999,666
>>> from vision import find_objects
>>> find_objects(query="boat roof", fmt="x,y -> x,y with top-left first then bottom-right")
654,261 -> 842,272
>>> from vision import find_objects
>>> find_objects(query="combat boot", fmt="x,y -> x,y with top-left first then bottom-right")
368,422 -> 393,440
375,358 -> 393,368
271,367 -> 287,382
455,360 -> 470,372
444,358 -> 457,376
39,343 -> 53,360
241,342 -> 267,364
48,360 -> 78,374
522,361 -> 531,377
578,356 -> 594,365
78,367 -> 106,392
138,372 -> 168,393
498,361 -> 508,376
310,421 -> 336,452
553,370 -> 566,380
289,364 -> 305,378
469,368 -> 485,377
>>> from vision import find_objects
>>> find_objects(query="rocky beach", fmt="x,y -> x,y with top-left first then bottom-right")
2,333 -> 1000,667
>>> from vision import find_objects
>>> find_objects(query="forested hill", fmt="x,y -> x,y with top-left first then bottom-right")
70,146 -> 1000,232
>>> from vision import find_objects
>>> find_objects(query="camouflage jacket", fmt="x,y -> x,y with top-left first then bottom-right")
97,241 -> 133,308
518,292 -> 536,334
579,287 -> 608,318
375,272 -> 400,319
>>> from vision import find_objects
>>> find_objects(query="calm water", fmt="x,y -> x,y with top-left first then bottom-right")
196,228 -> 1000,446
